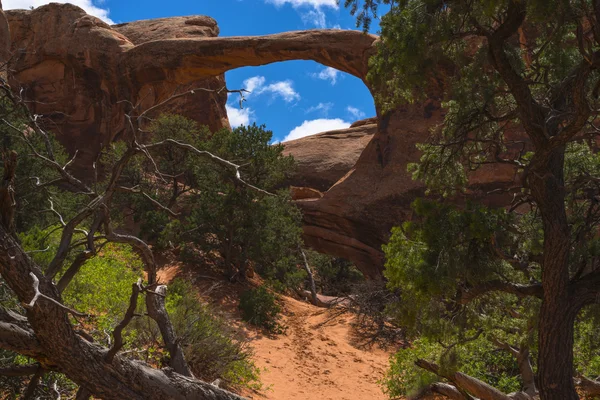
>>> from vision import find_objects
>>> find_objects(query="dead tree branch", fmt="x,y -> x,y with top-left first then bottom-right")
299,248 -> 318,306
23,272 -> 87,318
105,279 -> 142,363
146,285 -> 193,377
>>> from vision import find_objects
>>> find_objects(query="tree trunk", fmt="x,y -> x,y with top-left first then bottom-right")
299,248 -> 318,306
0,226 -> 245,400
530,148 -> 579,400
537,295 -> 578,400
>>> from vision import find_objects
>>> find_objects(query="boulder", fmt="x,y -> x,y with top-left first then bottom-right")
283,120 -> 377,192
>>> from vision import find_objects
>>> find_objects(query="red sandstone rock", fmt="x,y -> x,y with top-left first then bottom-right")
5,4 -> 228,177
0,1 -> 10,70
284,121 -> 377,192
289,186 -> 324,201
113,17 -> 229,132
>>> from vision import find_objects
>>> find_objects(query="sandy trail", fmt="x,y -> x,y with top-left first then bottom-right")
244,297 -> 393,400
157,263 -> 395,400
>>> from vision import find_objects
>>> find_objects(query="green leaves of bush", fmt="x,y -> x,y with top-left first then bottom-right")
163,279 -> 261,389
239,286 -> 284,333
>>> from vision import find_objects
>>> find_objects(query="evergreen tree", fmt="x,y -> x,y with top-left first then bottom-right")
344,0 -> 600,398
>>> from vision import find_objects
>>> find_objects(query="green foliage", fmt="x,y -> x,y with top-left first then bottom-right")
305,250 -> 364,296
182,123 -> 303,285
163,279 -> 261,389
380,195 -> 600,395
340,2 -> 600,393
126,118 -> 303,286
0,98 -> 83,233
352,0 -> 584,111
382,200 -> 541,394
384,199 -> 519,306
18,225 -> 262,391
20,226 -> 144,337
574,306 -> 600,378
383,338 -> 442,398
383,336 -> 521,397
63,244 -> 144,332
239,286 -> 284,333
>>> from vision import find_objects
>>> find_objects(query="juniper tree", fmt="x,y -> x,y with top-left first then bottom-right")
344,0 -> 600,399
0,75 -> 253,398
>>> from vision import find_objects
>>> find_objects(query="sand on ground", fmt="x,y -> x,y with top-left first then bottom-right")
157,262 -> 396,400
243,296 -> 393,400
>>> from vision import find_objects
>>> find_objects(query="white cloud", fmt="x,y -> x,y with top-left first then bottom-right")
266,0 -> 337,8
263,81 -> 300,102
226,104 -> 254,128
243,76 -> 266,95
347,106 -> 366,119
242,75 -> 300,103
306,102 -> 333,115
312,67 -> 339,85
266,0 -> 338,28
301,8 -> 326,28
3,0 -> 114,24
283,118 -> 350,142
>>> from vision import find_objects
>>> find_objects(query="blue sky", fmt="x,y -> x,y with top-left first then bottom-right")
3,0 -> 381,143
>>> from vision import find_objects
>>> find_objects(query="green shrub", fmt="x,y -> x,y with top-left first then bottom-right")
239,286 -> 283,333
306,250 -> 364,296
63,243 -> 144,333
183,124 -> 303,285
167,279 -> 261,389
383,336 -> 522,398
132,279 -> 261,390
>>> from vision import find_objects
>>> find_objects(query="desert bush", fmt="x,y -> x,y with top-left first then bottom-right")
17,226 -> 261,392
181,123 -> 303,285
305,250 -> 364,296
164,279 -> 261,389
129,279 -> 261,390
383,336 -> 521,398
239,286 -> 283,333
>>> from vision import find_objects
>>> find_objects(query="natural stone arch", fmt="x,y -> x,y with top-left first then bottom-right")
3,3 -> 391,279
117,31 -> 389,279
5,3 -> 485,280
120,30 -> 379,88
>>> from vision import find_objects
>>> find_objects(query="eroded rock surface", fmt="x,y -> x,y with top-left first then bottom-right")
0,1 -> 10,73
283,120 -> 377,192
5,4 -> 229,175
113,17 -> 229,133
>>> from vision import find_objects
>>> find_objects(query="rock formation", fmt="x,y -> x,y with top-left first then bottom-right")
2,3 -> 518,279
0,1 -> 9,72
112,17 -> 229,133
5,4 -> 228,176
283,118 -> 377,192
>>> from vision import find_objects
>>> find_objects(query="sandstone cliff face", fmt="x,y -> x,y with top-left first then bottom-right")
283,119 -> 377,192
5,4 -> 228,176
295,102 -> 518,278
0,1 -> 10,73
112,17 -> 229,133
6,4 -> 133,174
